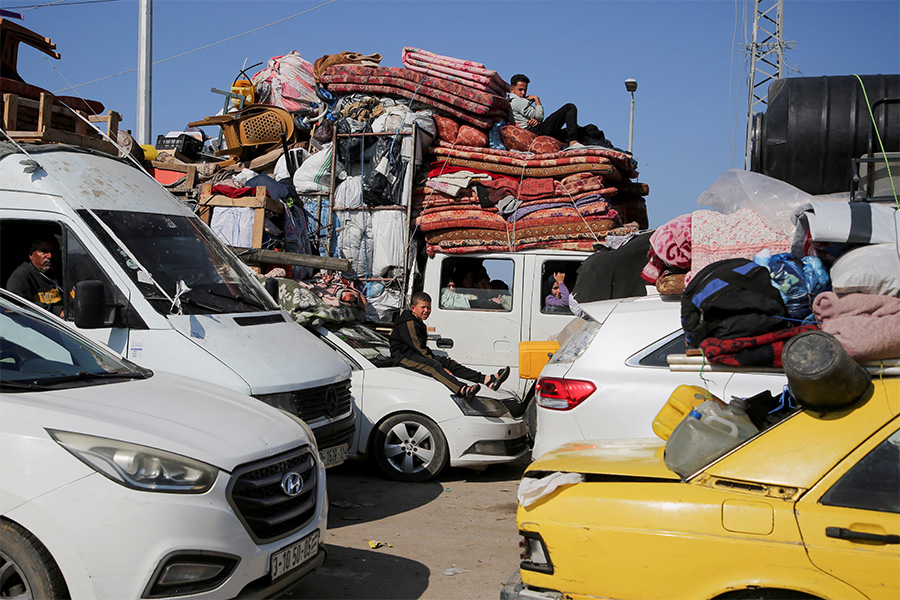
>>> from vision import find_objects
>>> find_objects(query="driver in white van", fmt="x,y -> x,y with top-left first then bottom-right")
6,237 -> 65,316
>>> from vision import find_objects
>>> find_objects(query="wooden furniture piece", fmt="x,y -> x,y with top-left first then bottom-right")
150,160 -> 198,195
197,183 -> 284,251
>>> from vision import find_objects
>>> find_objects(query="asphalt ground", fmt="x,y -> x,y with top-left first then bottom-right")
283,455 -> 531,600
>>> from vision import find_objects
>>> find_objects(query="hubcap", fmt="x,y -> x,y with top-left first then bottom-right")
383,421 -> 436,474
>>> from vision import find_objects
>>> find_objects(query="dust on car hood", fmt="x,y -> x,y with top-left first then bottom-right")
526,438 -> 679,480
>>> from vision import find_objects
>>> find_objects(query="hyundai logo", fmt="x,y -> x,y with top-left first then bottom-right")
281,472 -> 304,497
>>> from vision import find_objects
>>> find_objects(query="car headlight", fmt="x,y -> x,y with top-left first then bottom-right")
49,430 -> 217,493
278,409 -> 319,453
452,394 -> 510,417
549,320 -> 602,364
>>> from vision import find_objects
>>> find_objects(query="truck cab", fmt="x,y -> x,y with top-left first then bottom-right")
421,249 -> 590,396
0,143 -> 354,466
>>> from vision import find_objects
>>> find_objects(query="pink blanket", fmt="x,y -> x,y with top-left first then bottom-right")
688,208 -> 792,284
402,47 -> 509,96
813,292 -> 900,361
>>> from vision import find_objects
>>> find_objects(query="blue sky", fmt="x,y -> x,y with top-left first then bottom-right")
7,0 -> 900,227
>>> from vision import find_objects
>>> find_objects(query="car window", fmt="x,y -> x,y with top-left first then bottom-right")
0,299 -> 143,388
637,332 -> 687,367
819,428 -> 900,514
438,257 -> 513,312
540,260 -> 580,314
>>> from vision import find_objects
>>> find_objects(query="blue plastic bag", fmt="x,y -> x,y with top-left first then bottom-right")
754,252 -> 812,321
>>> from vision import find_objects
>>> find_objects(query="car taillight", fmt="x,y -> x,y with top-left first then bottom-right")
536,377 -> 596,410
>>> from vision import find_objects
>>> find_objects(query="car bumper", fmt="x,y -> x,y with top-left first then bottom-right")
500,570 -> 566,600
6,469 -> 328,599
445,415 -> 530,468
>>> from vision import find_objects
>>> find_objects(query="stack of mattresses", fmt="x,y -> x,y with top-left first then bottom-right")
415,143 -> 647,255
319,65 -> 508,129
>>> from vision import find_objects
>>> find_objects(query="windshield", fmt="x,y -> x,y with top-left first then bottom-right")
79,209 -> 277,315
324,322 -> 393,367
0,297 -> 149,391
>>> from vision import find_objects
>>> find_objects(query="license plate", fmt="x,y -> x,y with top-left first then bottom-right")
320,444 -> 348,468
270,529 -> 320,580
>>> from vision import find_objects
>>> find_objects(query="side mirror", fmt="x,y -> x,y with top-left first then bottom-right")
73,280 -> 106,329
264,278 -> 280,303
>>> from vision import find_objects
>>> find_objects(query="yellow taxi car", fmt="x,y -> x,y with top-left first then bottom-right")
502,376 -> 899,600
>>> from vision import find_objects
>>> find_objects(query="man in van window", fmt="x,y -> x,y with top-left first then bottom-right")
390,292 -> 510,398
6,237 -> 65,316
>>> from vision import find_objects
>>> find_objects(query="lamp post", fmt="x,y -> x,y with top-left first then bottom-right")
624,78 -> 637,155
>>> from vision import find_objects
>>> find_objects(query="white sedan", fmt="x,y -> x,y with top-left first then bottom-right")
0,290 -> 327,599
312,322 -> 529,482
532,295 -> 788,459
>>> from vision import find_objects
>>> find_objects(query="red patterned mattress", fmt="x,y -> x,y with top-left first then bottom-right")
432,140 -> 637,176
401,47 -> 509,96
320,65 -> 508,129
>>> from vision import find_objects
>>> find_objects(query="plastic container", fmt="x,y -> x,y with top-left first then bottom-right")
230,79 -> 255,108
782,330 -> 872,412
652,385 -> 719,441
751,75 -> 900,195
518,341 -> 560,380
155,134 -> 203,160
664,400 -> 759,478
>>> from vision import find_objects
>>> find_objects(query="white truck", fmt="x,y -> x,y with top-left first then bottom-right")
417,249 -> 591,397
0,142 -> 355,466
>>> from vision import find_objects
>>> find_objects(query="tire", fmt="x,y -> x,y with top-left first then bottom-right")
0,520 -> 69,599
372,413 -> 449,483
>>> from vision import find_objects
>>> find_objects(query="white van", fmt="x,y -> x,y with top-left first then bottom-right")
420,249 -> 590,396
0,143 -> 354,466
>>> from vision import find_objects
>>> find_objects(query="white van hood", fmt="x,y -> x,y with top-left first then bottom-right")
6,372 -> 308,471
167,311 -> 350,394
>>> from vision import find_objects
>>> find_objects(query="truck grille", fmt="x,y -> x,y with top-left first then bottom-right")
227,446 -> 318,543
254,379 -> 353,423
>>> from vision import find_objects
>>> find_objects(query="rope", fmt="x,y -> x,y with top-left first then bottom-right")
852,73 -> 898,207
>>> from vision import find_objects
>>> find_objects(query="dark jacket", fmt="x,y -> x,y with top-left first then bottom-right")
389,309 -> 433,363
6,262 -> 64,315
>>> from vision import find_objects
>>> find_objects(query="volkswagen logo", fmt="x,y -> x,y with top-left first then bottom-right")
325,387 -> 340,418
281,471 -> 304,497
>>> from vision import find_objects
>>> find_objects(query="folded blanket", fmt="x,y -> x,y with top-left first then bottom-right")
401,47 -> 509,96
813,292 -> 900,361
313,51 -> 382,81
432,140 -> 636,174
700,324 -> 819,367
688,208 -> 792,284
429,158 -> 622,181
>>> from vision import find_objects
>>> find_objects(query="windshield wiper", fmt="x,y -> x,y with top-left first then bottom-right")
41,370 -> 149,384
175,294 -> 228,314
0,380 -> 51,391
206,289 -> 268,311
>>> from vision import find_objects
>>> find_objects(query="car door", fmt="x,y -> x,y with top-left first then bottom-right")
795,421 -> 900,599
426,254 -> 522,374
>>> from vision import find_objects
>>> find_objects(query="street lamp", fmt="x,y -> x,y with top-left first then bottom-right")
624,78 -> 637,155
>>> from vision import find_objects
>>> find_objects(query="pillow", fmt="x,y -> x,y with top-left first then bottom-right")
531,135 -> 564,154
830,243 -> 900,297
432,115 -> 459,143
456,125 -> 487,147
501,125 -> 536,152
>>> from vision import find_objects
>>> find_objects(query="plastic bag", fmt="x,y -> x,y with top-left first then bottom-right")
696,169 -> 815,237
251,50 -> 317,112
753,251 -> 816,321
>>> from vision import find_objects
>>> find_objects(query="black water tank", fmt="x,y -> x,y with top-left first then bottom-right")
751,74 -> 900,195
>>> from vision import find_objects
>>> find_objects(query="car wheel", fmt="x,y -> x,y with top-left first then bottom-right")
0,521 -> 69,599
372,413 -> 449,483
